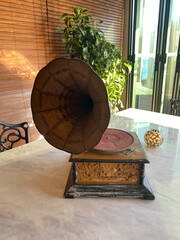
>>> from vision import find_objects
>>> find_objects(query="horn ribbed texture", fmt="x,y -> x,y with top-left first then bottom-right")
31,58 -> 110,154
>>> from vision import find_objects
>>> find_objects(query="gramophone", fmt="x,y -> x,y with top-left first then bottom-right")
31,58 -> 154,200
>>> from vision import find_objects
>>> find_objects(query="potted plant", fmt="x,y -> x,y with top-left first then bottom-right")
58,7 -> 132,113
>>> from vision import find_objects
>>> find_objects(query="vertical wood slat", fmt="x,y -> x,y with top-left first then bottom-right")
0,0 -> 125,146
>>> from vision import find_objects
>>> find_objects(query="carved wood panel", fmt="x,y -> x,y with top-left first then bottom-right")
76,162 -> 141,184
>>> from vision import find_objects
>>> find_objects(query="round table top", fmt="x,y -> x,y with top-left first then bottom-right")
0,109 -> 180,240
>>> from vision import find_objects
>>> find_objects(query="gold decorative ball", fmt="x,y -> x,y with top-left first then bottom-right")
144,129 -> 163,146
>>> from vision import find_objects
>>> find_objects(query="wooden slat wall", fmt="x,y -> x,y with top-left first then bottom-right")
0,0 -> 126,144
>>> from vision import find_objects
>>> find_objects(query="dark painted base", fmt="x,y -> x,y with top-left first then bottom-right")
64,167 -> 155,200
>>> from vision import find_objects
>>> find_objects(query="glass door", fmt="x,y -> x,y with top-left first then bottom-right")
132,0 -> 160,111
128,0 -> 180,114
160,0 -> 180,114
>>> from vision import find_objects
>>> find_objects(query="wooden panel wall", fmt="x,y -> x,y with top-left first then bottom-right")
0,0 -> 126,144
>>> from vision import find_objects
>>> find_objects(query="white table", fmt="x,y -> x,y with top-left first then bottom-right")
0,108 -> 180,240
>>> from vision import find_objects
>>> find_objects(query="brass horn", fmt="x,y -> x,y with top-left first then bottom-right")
31,58 -> 110,154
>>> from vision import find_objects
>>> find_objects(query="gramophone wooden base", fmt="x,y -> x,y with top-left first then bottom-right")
64,133 -> 155,200
64,166 -> 155,200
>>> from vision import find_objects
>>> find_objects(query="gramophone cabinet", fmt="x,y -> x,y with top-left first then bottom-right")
64,132 -> 155,200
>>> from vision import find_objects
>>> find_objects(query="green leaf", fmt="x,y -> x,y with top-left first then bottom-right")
62,37 -> 66,43
81,8 -> 89,13
75,39 -> 81,47
60,13 -> 68,20
72,7 -> 78,15
82,47 -> 89,60
58,25 -> 63,31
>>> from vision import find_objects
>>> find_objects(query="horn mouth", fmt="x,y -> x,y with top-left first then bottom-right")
31,58 -> 110,154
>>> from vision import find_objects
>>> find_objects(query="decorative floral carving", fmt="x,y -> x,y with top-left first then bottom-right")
76,162 -> 141,184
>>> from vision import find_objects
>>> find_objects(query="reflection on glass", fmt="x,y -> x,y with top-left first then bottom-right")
161,0 -> 180,114
132,0 -> 160,111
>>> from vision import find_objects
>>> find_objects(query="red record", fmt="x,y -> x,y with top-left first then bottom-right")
93,128 -> 134,153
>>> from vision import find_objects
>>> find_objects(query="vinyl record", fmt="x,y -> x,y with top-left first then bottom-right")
93,128 -> 134,153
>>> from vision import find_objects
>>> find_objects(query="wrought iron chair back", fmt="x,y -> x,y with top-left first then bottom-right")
171,87 -> 180,116
170,99 -> 180,115
0,121 -> 29,152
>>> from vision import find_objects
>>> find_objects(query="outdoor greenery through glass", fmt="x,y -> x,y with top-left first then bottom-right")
58,7 -> 132,113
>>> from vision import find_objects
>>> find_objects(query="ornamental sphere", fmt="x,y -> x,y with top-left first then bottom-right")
144,129 -> 163,146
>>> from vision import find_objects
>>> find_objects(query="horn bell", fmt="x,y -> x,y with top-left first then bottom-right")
31,58 -> 110,154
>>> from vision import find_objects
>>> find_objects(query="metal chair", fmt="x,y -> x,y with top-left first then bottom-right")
170,86 -> 180,116
170,99 -> 180,115
0,121 -> 29,152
